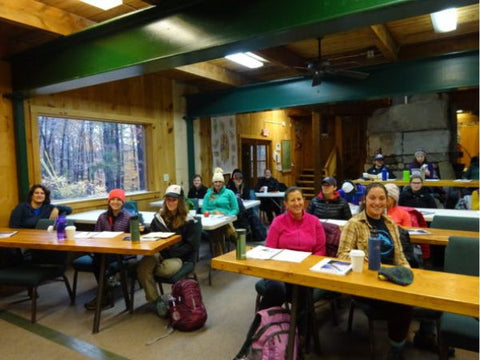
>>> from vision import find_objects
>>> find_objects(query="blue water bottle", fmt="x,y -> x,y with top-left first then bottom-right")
381,167 -> 388,181
56,215 -> 67,242
368,230 -> 381,271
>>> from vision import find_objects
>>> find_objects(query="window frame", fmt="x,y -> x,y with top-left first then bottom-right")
28,106 -> 158,206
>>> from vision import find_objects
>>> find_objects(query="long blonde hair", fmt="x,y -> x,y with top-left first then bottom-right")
160,196 -> 188,230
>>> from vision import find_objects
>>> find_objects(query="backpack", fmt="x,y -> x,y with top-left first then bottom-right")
170,279 -> 207,331
322,222 -> 341,257
235,306 -> 298,360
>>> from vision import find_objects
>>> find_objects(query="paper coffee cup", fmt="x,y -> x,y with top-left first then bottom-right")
65,225 -> 76,241
349,249 -> 365,273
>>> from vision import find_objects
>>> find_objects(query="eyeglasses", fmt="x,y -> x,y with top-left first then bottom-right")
411,182 -> 422,185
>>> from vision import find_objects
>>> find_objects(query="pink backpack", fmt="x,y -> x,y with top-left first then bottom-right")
170,279 -> 207,331
236,306 -> 298,360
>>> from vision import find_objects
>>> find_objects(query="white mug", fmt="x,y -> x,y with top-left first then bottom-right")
65,225 -> 76,241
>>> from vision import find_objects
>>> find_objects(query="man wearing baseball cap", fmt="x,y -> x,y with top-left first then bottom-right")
365,153 -> 396,179
306,177 -> 352,220
338,180 -> 366,206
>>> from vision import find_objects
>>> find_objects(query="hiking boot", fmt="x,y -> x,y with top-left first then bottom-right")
84,291 -> 114,311
413,333 -> 438,352
384,347 -> 405,360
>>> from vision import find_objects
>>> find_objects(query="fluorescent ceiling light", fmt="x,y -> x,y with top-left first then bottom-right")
225,52 -> 266,69
430,8 -> 457,33
80,0 -> 122,11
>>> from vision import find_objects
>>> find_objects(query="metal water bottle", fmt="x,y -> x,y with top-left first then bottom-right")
236,228 -> 246,260
130,216 -> 140,242
368,230 -> 381,271
381,167 -> 388,181
56,215 -> 67,242
169,297 -> 181,321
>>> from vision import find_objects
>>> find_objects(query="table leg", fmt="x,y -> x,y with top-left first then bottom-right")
208,228 -> 225,286
93,254 -> 106,333
286,285 -> 298,360
115,255 -> 131,312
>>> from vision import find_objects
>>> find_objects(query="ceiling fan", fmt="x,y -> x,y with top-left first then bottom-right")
304,37 -> 370,87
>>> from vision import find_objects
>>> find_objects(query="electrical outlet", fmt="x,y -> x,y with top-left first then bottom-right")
163,173 -> 169,182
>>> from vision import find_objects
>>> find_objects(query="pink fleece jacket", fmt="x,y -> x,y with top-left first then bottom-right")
266,210 -> 326,256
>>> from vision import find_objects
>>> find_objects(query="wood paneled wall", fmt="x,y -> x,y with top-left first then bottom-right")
0,61 -> 19,227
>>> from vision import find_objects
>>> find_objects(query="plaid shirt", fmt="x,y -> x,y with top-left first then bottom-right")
337,210 -> 409,267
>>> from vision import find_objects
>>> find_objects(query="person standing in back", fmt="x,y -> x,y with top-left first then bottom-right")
307,177 -> 352,220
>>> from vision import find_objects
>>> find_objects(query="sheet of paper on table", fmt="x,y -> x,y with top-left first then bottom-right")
246,246 -> 311,263
407,229 -> 431,235
140,232 -> 175,241
75,231 -> 124,239
0,231 -> 17,238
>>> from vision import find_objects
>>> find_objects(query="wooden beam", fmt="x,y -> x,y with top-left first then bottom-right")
312,111 -> 322,195
0,0 -> 93,35
257,46 -> 306,69
369,24 -> 398,61
175,62 -> 248,86
399,33 -> 479,60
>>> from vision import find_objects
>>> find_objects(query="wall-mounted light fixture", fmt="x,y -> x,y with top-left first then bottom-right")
80,0 -> 122,11
430,8 -> 457,33
225,52 -> 266,69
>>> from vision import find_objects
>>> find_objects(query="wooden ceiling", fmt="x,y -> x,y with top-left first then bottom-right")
0,0 -> 478,91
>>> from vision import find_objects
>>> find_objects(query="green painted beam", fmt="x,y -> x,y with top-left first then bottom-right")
186,51 -> 479,118
11,0 -> 476,95
3,93 -> 29,201
185,116 -> 195,183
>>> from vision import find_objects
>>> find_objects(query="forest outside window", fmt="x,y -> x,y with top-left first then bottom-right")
37,116 -> 147,201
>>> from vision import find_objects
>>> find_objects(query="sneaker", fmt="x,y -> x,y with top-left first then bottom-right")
155,297 -> 169,318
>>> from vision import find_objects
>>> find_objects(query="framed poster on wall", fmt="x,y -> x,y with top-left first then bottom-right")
211,115 -> 237,173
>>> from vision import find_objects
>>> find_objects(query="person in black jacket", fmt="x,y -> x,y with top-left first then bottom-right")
255,169 -> 281,222
365,154 -> 396,179
398,175 -> 437,209
137,185 -> 196,311
307,177 -> 352,220
187,174 -> 208,199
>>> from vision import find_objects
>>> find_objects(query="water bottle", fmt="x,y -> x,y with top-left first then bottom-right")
56,215 -> 67,242
169,297 -> 181,321
381,167 -> 388,181
130,216 -> 140,242
368,230 -> 381,271
236,228 -> 247,260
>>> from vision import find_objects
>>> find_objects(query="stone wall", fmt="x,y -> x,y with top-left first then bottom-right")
366,93 -> 453,178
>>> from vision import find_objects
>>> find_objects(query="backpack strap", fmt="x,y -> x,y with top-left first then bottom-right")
234,314 -> 261,359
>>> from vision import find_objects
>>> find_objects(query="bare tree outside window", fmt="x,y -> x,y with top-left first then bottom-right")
38,116 -> 146,200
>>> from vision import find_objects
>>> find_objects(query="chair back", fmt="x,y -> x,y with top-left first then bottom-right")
431,215 -> 479,232
444,236 -> 479,276
35,218 -> 75,230
322,222 -> 341,257
34,218 -> 74,265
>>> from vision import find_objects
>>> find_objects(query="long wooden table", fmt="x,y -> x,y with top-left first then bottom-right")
415,207 -> 480,222
356,179 -> 480,188
0,228 -> 180,333
408,228 -> 479,246
212,250 -> 479,359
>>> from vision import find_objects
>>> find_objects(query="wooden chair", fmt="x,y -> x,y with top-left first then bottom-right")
438,236 -> 479,360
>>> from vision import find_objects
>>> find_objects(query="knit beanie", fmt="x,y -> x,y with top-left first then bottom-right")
108,189 -> 126,203
384,183 -> 399,203
414,148 -> 426,157
212,167 -> 225,183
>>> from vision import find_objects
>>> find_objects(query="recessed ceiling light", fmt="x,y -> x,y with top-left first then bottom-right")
80,0 -> 123,11
225,52 -> 266,69
430,8 -> 457,33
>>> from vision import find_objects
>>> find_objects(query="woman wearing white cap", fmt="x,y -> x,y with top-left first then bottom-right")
137,184 -> 196,315
385,184 -> 412,227
202,168 -> 239,254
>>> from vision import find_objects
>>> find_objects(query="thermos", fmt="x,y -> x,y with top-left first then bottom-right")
236,228 -> 247,260
56,215 -> 67,242
130,216 -> 140,242
381,167 -> 388,181
368,230 -> 381,271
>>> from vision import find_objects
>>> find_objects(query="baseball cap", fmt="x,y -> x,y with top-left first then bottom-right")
373,154 -> 384,161
165,184 -> 183,198
341,181 -> 355,195
321,177 -> 337,187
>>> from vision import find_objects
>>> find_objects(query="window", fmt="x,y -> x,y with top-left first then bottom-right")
37,116 -> 146,200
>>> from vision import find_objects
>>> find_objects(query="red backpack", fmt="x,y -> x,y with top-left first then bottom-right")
170,279 -> 207,331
